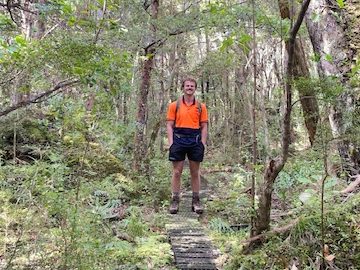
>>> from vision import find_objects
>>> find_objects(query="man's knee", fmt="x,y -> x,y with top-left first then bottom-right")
173,168 -> 183,178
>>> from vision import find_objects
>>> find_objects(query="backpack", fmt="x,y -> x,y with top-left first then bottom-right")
174,98 -> 202,127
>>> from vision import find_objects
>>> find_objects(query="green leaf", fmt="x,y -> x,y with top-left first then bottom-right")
311,53 -> 321,62
337,0 -> 345,8
237,33 -> 252,53
209,4 -> 218,14
220,37 -> 233,52
324,177 -> 338,189
239,33 -> 251,44
15,35 -> 27,47
61,2 -> 73,15
67,16 -> 76,26
310,12 -> 320,23
298,176 -> 312,184
325,53 -> 333,63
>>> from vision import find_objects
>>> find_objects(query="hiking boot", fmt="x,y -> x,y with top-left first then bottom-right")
169,195 -> 180,214
192,195 -> 203,214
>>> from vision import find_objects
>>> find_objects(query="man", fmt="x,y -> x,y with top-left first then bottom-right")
166,78 -> 208,214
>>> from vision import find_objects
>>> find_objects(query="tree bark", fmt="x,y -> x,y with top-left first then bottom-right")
305,0 -> 359,176
133,48 -> 156,171
278,0 -> 319,146
34,0 -> 46,39
133,0 -> 159,171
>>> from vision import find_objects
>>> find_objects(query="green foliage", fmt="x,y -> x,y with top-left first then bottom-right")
122,206 -> 149,238
227,195 -> 360,269
142,157 -> 172,206
275,163 -> 323,204
206,168 -> 252,225
337,0 -> 345,8
0,34 -> 28,63
0,149 -> 173,269
209,217 -> 233,233
350,58 -> 360,87
134,235 -> 172,268
0,13 -> 17,31
273,149 -> 341,209
294,76 -> 344,101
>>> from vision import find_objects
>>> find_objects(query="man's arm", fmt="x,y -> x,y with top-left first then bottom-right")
167,120 -> 175,147
200,122 -> 208,145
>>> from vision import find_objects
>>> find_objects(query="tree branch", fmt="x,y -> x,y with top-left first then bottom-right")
0,79 -> 79,117
243,218 -> 299,244
289,0 -> 312,43
341,175 -> 360,194
282,0 -> 311,162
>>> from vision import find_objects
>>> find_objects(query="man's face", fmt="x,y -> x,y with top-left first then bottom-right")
183,80 -> 196,95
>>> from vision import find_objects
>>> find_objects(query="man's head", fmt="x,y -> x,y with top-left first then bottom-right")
182,78 -> 197,96
181,78 -> 197,89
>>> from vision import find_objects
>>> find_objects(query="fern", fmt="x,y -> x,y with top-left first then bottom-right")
209,217 -> 233,233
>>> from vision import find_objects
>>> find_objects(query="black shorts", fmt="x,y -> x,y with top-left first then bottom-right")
169,135 -> 205,162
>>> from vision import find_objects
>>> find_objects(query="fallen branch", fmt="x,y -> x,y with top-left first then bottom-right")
242,218 -> 299,244
0,79 -> 79,117
341,175 -> 360,194
271,210 -> 295,220
202,167 -> 233,174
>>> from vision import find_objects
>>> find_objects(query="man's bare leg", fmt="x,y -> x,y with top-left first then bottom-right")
189,160 -> 203,214
169,161 -> 184,214
189,160 -> 200,192
172,161 -> 185,193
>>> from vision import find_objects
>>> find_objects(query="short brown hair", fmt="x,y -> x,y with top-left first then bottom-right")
181,78 -> 197,88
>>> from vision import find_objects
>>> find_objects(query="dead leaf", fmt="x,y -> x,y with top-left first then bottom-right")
325,254 -> 335,262
323,244 -> 330,257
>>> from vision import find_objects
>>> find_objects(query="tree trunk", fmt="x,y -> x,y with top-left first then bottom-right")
133,48 -> 156,171
21,0 -> 33,40
34,0 -> 46,39
278,0 -> 319,146
133,0 -> 159,171
305,0 -> 359,176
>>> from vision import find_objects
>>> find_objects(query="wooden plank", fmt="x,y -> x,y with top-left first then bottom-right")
166,189 -> 219,270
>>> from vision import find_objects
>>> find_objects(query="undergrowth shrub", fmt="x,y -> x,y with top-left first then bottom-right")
227,194 -> 360,270
206,168 -> 252,225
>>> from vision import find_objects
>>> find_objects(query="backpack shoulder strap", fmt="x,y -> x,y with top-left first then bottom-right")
174,98 -> 181,126
197,100 -> 202,127
197,100 -> 202,114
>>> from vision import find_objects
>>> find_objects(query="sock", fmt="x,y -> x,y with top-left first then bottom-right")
172,192 -> 180,198
192,192 -> 200,198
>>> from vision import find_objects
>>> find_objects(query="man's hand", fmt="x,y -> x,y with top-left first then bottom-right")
165,141 -> 173,151
202,141 -> 207,153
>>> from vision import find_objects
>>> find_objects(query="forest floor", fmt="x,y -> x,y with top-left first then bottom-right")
0,116 -> 359,269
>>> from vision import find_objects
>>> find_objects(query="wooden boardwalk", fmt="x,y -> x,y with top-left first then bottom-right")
166,191 -> 220,270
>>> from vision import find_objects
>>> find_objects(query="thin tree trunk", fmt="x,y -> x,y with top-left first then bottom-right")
133,0 -> 159,171
133,49 -> 156,171
278,0 -> 319,146
250,0 -> 258,237
34,0 -> 46,39
145,54 -> 166,176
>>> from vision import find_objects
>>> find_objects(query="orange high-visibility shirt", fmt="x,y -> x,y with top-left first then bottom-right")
167,97 -> 208,129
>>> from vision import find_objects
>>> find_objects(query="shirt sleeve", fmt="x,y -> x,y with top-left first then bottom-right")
200,103 -> 208,123
166,102 -> 176,121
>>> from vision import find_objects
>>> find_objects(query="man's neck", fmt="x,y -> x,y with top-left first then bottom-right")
183,95 -> 195,104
